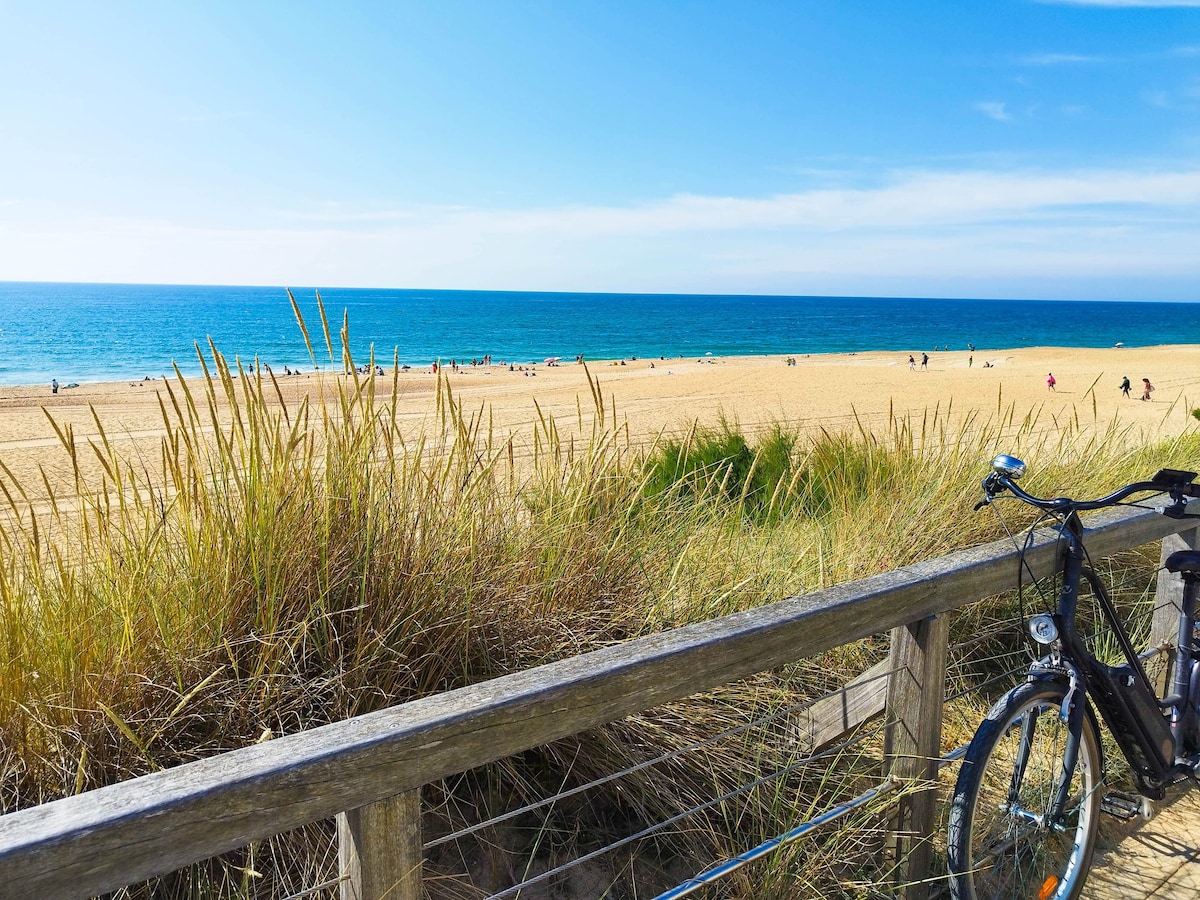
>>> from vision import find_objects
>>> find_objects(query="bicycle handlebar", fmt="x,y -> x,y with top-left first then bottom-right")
981,466 -> 1200,518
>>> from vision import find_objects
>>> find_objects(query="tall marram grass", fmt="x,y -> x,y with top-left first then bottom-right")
1,308 -> 1198,897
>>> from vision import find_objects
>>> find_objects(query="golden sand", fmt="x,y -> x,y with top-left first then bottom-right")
1,345 -> 1197,502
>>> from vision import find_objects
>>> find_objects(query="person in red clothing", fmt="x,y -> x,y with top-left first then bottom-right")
1047,372 -> 1056,391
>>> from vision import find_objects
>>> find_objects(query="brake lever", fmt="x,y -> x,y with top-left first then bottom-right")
975,473 -> 1004,512
1158,495 -> 1193,519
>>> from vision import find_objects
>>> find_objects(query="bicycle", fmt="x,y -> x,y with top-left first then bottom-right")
947,454 -> 1200,900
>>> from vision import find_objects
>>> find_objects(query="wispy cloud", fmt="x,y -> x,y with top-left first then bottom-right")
974,101 -> 1012,122
1015,52 -> 1108,65
274,208 -> 420,224
441,168 -> 1200,235
1142,82 -> 1200,108
174,111 -> 251,124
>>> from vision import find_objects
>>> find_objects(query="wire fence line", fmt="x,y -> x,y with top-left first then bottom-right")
423,663 -> 898,853
478,720 -> 893,900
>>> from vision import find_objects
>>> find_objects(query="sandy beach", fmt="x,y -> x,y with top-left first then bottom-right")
2,345 -> 1198,503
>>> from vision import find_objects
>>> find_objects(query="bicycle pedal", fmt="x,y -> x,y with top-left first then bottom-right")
1101,790 -> 1151,820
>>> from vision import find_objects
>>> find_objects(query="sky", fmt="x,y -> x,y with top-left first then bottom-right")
1,1 -> 1199,300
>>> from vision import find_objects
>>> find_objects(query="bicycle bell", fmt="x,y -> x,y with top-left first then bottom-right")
991,454 -> 1027,479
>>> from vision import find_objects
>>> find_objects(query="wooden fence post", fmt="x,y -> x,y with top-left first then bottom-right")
883,613 -> 950,900
338,790 -> 423,900
1148,528 -> 1200,697
1150,527 -> 1200,657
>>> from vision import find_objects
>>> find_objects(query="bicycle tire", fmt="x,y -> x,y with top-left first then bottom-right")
947,679 -> 1103,900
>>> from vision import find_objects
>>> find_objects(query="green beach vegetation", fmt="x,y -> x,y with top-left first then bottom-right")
1,314 -> 1198,897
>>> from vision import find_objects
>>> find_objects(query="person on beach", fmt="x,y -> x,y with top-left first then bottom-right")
908,355 -> 915,370
1047,373 -> 1056,391
968,356 -> 973,368
1120,376 -> 1131,398
51,378 -> 58,394
1142,378 -> 1155,401
921,352 -> 929,370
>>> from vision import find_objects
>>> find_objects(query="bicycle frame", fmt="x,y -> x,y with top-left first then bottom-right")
1045,511 -> 1180,801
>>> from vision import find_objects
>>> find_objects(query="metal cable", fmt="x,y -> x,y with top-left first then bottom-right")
279,874 -> 346,900
479,720 -> 889,900
944,660 -> 1031,704
947,620 -> 1022,654
651,777 -> 899,900
425,664 -> 896,851
652,742 -> 973,900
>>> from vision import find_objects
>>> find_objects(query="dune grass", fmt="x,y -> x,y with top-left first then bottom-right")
1,312 -> 1198,897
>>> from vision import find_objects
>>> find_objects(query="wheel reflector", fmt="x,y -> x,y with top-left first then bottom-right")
1038,875 -> 1059,899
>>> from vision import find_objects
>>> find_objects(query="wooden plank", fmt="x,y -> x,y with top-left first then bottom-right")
0,503 -> 1189,899
338,790 -> 422,900
883,614 -> 949,900
795,658 -> 891,753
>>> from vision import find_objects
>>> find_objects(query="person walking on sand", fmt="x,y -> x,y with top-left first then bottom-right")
921,352 -> 929,370
1142,378 -> 1155,401
1047,373 -> 1056,391
1119,376 -> 1131,398
50,378 -> 58,394
908,354 -> 915,371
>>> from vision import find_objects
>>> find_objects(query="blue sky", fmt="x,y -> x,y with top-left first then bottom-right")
1,1 -> 1199,299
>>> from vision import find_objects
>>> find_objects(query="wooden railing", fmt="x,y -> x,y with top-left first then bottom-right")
0,502 -> 1195,900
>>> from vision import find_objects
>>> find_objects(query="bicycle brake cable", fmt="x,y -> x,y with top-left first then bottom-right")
990,499 -> 1061,658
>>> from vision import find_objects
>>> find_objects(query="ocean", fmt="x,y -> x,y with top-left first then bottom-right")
1,281 -> 1198,386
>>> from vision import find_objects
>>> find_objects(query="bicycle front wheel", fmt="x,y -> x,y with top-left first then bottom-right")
947,679 -> 1103,900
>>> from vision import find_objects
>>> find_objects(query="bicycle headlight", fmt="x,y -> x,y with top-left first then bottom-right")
1028,614 -> 1059,645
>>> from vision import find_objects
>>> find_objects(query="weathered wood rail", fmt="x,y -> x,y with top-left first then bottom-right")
0,503 -> 1195,900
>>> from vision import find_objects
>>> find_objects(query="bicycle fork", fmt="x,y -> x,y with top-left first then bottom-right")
1005,670 -> 1087,831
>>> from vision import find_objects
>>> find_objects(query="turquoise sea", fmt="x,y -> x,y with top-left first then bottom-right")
1,282 -> 1198,386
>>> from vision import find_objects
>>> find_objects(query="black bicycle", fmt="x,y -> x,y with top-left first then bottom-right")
947,454 -> 1200,900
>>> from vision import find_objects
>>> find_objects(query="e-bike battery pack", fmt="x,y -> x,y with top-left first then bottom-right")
1087,660 -> 1173,790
